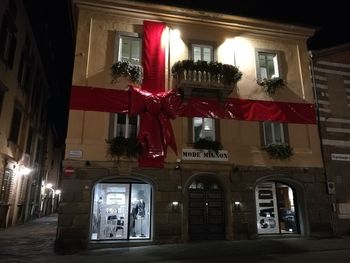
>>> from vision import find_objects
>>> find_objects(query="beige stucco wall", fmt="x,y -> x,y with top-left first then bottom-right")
66,4 -> 323,168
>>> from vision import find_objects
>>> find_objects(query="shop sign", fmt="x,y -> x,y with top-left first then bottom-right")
182,149 -> 228,161
255,182 -> 280,234
331,153 -> 350,161
69,150 -> 82,158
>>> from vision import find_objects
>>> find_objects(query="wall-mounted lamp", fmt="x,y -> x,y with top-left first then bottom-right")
233,201 -> 241,211
174,159 -> 181,170
171,201 -> 180,213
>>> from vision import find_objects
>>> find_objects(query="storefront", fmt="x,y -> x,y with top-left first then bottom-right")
255,181 -> 299,235
90,179 -> 152,242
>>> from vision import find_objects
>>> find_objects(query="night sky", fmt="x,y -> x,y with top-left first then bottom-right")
23,0 -> 349,145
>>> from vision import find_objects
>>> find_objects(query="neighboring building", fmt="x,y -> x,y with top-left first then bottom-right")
0,0 -> 62,228
59,0 -> 331,250
310,43 -> 350,235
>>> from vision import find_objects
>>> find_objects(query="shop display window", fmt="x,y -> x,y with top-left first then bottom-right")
91,182 -> 151,241
255,181 -> 298,235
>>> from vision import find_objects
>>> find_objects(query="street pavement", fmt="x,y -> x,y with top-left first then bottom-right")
1,214 -> 350,262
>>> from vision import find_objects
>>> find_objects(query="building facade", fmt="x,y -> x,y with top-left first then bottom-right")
0,0 -> 62,228
310,43 -> 350,235
59,0 -> 332,249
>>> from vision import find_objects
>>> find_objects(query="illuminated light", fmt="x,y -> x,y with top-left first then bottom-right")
55,190 -> 61,195
172,29 -> 180,38
231,36 -> 254,70
46,183 -> 53,189
20,167 -> 31,176
170,28 -> 186,63
172,201 -> 179,206
234,201 -> 240,205
217,38 -> 235,65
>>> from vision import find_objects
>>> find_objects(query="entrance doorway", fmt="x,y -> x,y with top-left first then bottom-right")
188,178 -> 225,240
255,181 -> 299,235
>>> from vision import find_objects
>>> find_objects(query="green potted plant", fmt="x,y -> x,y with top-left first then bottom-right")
107,136 -> 142,159
110,61 -> 143,85
193,138 -> 223,154
263,143 -> 293,160
172,60 -> 242,86
257,77 -> 285,95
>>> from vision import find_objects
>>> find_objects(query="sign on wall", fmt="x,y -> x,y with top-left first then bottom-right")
255,182 -> 280,234
182,149 -> 229,161
331,153 -> 350,161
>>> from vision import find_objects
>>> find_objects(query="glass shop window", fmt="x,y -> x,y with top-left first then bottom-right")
255,181 -> 298,235
193,117 -> 215,142
91,182 -> 152,241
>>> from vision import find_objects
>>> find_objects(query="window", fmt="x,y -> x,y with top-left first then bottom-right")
8,105 -> 22,144
0,86 -> 5,116
256,51 -> 279,80
193,117 -> 215,142
117,35 -> 142,65
17,52 -> 31,92
0,15 -> 17,68
111,113 -> 139,139
25,127 -> 33,154
91,181 -> 152,241
262,122 -> 285,145
191,44 -> 213,62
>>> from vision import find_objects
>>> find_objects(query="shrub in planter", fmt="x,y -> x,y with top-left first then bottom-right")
171,60 -> 242,86
263,143 -> 293,160
193,138 -> 223,154
257,77 -> 285,95
107,136 -> 142,159
111,61 -> 143,85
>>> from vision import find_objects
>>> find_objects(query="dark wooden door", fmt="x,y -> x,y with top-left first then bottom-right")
189,189 -> 225,240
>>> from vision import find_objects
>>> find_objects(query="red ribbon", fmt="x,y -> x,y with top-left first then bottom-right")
129,86 -> 179,167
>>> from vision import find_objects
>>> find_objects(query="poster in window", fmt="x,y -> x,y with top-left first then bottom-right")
255,182 -> 280,234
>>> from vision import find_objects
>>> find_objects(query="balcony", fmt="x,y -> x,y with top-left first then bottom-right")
172,60 -> 242,100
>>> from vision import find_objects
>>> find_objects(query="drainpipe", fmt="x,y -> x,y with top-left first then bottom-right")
309,50 -> 337,236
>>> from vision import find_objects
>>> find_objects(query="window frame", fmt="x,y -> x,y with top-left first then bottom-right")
255,49 -> 281,81
8,103 -> 23,144
109,113 -> 140,139
114,32 -> 142,65
261,122 -> 289,146
0,14 -> 17,68
191,43 -> 214,62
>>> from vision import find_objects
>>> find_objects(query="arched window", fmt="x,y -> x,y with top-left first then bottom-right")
255,181 -> 298,235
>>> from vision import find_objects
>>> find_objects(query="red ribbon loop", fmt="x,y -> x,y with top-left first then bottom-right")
129,86 -> 178,167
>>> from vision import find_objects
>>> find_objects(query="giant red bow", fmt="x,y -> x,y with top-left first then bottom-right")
129,86 -> 179,167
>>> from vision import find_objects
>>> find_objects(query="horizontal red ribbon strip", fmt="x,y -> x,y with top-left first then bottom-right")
70,85 -> 316,124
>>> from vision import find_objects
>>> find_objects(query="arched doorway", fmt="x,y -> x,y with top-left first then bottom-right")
188,177 -> 225,240
90,178 -> 152,241
255,181 -> 299,235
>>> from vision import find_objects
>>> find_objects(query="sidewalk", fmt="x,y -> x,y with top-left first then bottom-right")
1,214 -> 350,262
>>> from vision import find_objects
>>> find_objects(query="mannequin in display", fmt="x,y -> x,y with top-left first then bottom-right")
136,198 -> 146,237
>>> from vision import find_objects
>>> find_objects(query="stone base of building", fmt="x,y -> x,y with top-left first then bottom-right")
56,160 -> 333,250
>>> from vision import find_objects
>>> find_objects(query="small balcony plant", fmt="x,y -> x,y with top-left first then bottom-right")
107,136 -> 142,159
110,61 -> 143,85
257,77 -> 285,95
263,143 -> 293,160
172,60 -> 242,87
193,138 -> 223,154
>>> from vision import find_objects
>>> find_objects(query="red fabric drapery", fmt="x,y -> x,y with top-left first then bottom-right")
70,85 -> 316,124
142,21 -> 166,93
